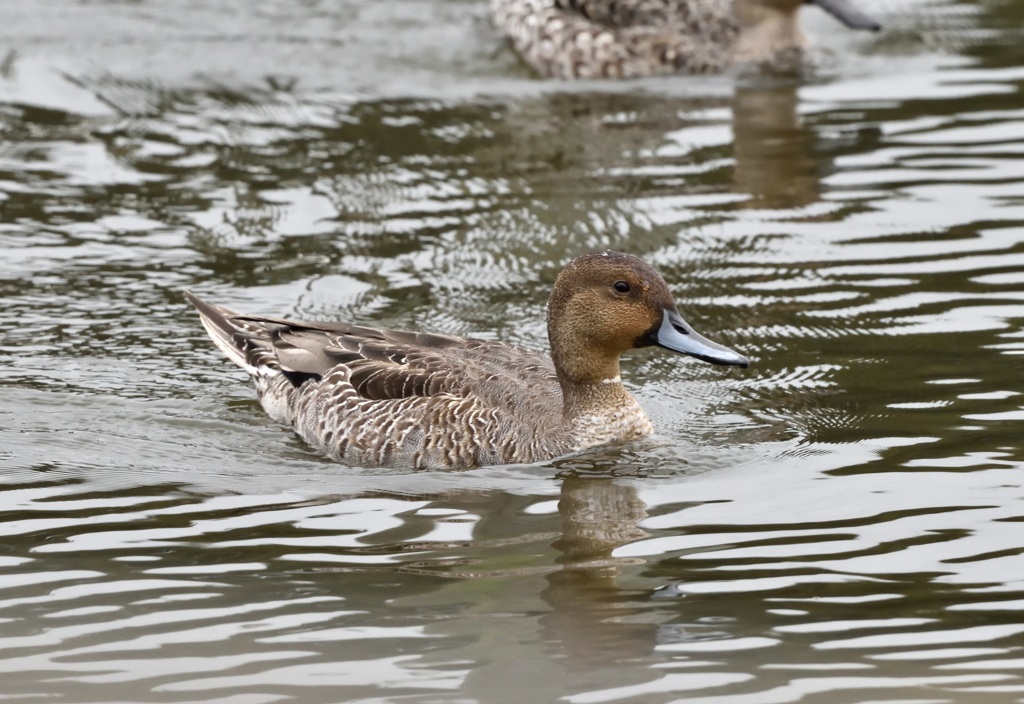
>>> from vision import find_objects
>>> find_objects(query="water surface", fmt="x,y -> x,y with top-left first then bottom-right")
2,1 -> 1024,702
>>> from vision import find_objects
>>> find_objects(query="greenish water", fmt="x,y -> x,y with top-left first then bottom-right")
2,1 -> 1024,702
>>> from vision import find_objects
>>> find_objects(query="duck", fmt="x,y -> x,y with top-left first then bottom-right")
490,0 -> 882,79
186,251 -> 748,470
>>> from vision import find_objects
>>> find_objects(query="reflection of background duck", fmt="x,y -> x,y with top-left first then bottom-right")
508,82 -> 831,209
491,0 -> 882,78
732,82 -> 821,208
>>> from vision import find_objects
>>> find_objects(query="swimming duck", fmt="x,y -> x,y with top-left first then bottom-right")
186,251 -> 748,469
491,0 -> 882,79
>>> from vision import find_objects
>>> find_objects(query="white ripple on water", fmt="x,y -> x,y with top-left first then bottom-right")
0,595 -> 344,653
774,618 -> 937,634
817,624 -> 1024,651
566,672 -> 756,704
648,674 -> 1009,704
0,579 -> 229,612
873,647 -> 1009,661
29,495 -> 430,554
157,656 -> 468,693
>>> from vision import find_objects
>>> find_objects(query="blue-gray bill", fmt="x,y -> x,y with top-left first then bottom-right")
809,0 -> 882,32
650,309 -> 750,368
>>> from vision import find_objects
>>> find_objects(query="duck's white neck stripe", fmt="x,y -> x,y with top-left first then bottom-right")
600,376 -> 622,385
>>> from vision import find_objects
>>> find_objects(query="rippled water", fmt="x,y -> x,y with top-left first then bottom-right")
2,0 -> 1024,702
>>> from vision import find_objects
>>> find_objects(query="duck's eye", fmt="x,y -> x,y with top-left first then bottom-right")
612,281 -> 630,294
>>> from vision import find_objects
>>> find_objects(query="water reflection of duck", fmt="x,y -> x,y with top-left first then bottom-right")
732,83 -> 822,207
491,0 -> 881,78
186,251 -> 748,469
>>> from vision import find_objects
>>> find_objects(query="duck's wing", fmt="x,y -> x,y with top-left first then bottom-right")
185,291 -> 559,407
269,322 -> 560,407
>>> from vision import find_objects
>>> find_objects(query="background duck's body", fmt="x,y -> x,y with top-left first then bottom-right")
491,0 -> 881,79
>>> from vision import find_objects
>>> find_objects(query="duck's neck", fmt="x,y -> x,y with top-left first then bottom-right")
548,319 -> 654,445
732,2 -> 806,63
560,370 -> 626,414
558,371 -> 655,448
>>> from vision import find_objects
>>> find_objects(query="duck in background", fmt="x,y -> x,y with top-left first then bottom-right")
186,252 -> 748,470
491,0 -> 882,79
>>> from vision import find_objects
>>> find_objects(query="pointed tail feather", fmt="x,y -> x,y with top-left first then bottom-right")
184,290 -> 279,375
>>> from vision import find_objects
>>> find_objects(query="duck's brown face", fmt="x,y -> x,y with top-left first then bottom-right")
547,252 -> 748,383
